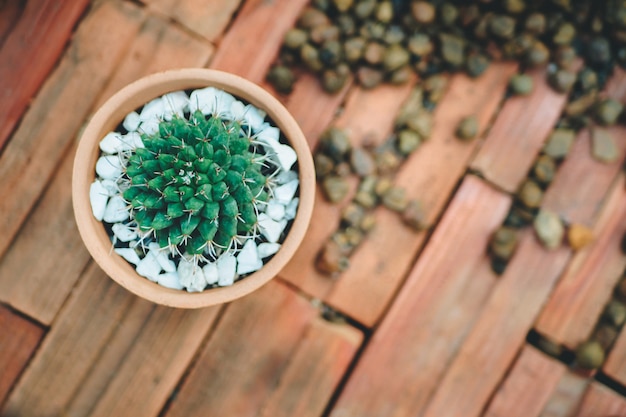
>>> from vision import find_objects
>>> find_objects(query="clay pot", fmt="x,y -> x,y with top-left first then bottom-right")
73,68 -> 315,308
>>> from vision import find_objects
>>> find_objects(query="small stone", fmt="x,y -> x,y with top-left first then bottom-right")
274,179 -> 299,204
350,147 -> 376,177
384,25 -> 405,44
383,44 -> 410,72
440,3 -> 458,26
503,0 -> 525,13
455,115 -> 479,140
284,28 -> 308,50
490,257 -> 508,275
237,240 -> 263,275
202,263 -> 219,285
578,68 -> 598,92
489,15 -> 516,39
382,187 -> 407,212
90,180 -> 109,221
354,0 -> 376,20
375,1 -> 393,23
525,41 -> 550,67
567,224 -> 594,250
553,22 -> 575,46
319,40 -> 343,67
439,33 -> 465,68
389,66 -> 412,85
285,197 -> 299,220
99,132 -> 126,154
397,129 -> 421,155
549,69 -> 577,93
139,98 -> 165,123
123,111 -> 141,132
257,242 -> 281,259
335,162 -> 351,177
591,127 -> 619,163
595,99 -> 624,126
411,1 -> 435,23
525,12 -> 546,34
534,209 -> 564,250
156,272 -> 182,290
341,203 -> 365,227
375,149 -> 401,174
575,341 -> 605,369
112,223 -> 137,242
565,93 -> 597,117
322,176 -> 349,203
162,91 -> 189,120
374,177 -> 393,197
300,44 -> 323,72
509,74 -> 534,96
532,155 -> 557,185
518,179 -> 543,209
593,324 -> 618,351
322,69 -> 348,94
267,65 -> 295,94
604,300 -> 626,327
407,34 -> 434,57
275,168 -> 298,185
178,260 -> 206,292
588,37 -> 612,65
115,248 -> 141,266
298,7 -> 330,29
364,42 -> 385,66
95,155 -> 123,180
359,212 -> 376,233
543,128 -> 575,159
316,240 -> 349,274
216,253 -> 237,286
555,46 -> 577,70
536,336 -> 563,357
136,251 -> 162,282
466,54 -> 490,78
406,112 -> 433,139
333,0 -> 353,12
504,208 -> 529,228
402,199 -> 426,230
266,200 -> 286,221
490,227 -> 518,260
344,37 -> 366,63
314,153 -> 335,178
337,14 -> 356,36
258,213 -> 288,243
320,127 -> 351,162
103,195 -> 129,223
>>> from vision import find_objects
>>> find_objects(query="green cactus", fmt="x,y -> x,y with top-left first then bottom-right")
121,110 -> 272,257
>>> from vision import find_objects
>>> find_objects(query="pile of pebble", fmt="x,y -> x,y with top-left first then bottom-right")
267,0 -> 626,94
89,88 -> 300,291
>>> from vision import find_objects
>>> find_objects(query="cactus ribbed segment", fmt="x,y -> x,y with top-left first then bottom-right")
121,110 -> 271,256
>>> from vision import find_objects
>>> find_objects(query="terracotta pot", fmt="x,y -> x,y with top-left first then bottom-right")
73,68 -> 315,308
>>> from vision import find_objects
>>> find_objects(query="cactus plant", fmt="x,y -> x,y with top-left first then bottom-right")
119,109 -> 277,261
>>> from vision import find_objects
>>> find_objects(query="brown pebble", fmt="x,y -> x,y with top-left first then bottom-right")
517,179 -> 543,209
300,43 -> 324,72
490,226 -> 518,260
397,129 -> 422,155
591,127 -> 619,163
298,7 -> 330,29
406,112 -> 433,139
376,1 -> 393,23
567,223 -> 594,250
382,186 -> 408,212
266,65 -> 295,94
593,324 -> 618,351
411,1 -> 436,24
383,44 -> 410,72
314,153 -> 335,178
456,115 -> 479,140
533,155 -> 557,185
284,28 -> 308,50
350,147 -> 376,177
335,162 -> 352,177
344,37 -> 366,63
575,340 -> 605,369
360,212 -> 377,232
407,33 -> 434,57
316,240 -> 349,274
525,41 -> 550,67
374,177 -> 393,196
595,99 -> 624,126
439,33 -> 465,67
525,12 -> 546,34
543,128 -> 575,159
333,0 -> 353,12
375,149 -> 401,175
389,66 -> 413,85
322,176 -> 350,203
322,69 -> 348,93
364,41 -> 386,65
555,46 -> 577,70
603,300 -> 626,327
489,15 -> 516,39
402,199 -> 426,230
424,74 -> 448,103
357,66 -> 384,89
553,22 -> 576,46
320,127 -> 351,162
549,69 -> 577,93
354,0 -> 376,20
565,92 -> 598,117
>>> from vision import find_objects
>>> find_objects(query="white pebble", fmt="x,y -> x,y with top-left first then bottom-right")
148,243 -> 176,273
236,240 -> 263,275
257,125 -> 280,142
112,223 -> 137,242
123,111 -> 141,132
139,119 -> 160,135
258,242 -> 281,259
189,86 -> 219,115
136,251 -> 162,282
99,132 -> 124,154
230,100 -> 246,121
266,200 -> 286,221
214,90 -> 236,119
178,260 -> 206,292
162,91 -> 189,120
216,253 -> 237,286
139,98 -> 165,122
274,179 -> 299,204
285,197 -> 299,220
258,213 -> 287,243
157,272 -> 183,290
103,195 -> 130,223
276,169 -> 298,185
100,179 -> 119,196
125,131 -> 144,149
89,180 -> 109,221
243,104 -> 266,131
203,262 -> 219,285
95,155 -> 123,180
115,248 -> 141,266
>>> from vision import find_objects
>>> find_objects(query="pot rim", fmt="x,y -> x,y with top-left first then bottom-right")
72,68 -> 315,308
